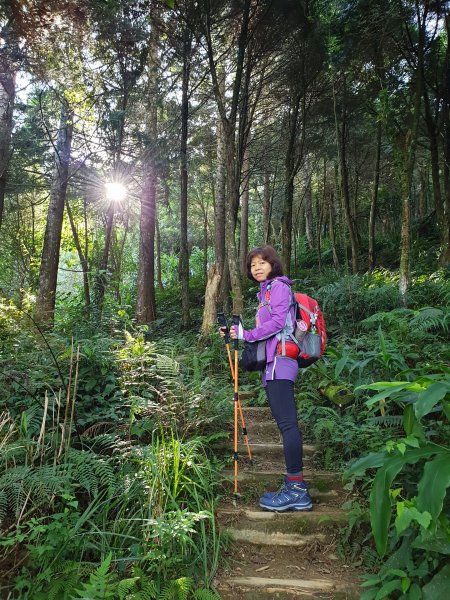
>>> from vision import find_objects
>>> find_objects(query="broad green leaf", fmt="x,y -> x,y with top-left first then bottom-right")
358,381 -> 410,392
403,405 -> 424,439
415,382 -> 449,420
369,445 -> 444,556
395,506 -> 431,535
343,452 -> 385,479
374,579 -> 402,600
401,577 -> 411,593
422,564 -> 450,600
335,351 -> 349,378
408,583 -> 422,600
416,452 -> 450,519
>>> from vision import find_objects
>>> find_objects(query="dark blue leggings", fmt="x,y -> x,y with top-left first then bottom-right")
265,379 -> 303,474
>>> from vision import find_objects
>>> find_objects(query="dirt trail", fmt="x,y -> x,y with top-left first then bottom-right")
214,405 -> 361,599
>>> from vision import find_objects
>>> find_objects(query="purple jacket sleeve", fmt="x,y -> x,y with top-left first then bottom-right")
243,281 -> 290,342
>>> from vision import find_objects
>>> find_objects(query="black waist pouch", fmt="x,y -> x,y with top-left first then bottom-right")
239,340 -> 267,372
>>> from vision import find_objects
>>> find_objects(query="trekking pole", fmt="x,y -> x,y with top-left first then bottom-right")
217,313 -> 253,466
232,314 -> 242,497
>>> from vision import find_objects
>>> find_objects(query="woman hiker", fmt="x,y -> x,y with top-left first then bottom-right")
221,245 -> 312,512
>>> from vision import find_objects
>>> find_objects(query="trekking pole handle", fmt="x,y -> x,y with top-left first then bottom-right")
217,312 -> 230,343
232,315 -> 241,351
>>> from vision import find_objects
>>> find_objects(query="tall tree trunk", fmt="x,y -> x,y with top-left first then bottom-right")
304,177 -> 314,250
0,32 -> 16,231
204,0 -> 250,315
263,170 -> 271,244
35,99 -> 74,327
423,80 -> 445,259
179,27 -> 192,329
202,68 -> 225,334
368,121 -> 382,271
440,11 -> 450,266
333,76 -> 359,273
66,198 -> 90,309
156,216 -> 164,291
239,141 -> 250,274
136,13 -> 159,324
399,14 -> 424,303
327,191 -> 340,270
94,203 -> 114,312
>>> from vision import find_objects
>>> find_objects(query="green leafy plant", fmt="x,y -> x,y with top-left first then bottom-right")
344,372 -> 450,599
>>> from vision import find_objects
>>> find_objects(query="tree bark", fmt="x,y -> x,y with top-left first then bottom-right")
263,170 -> 271,244
202,67 -> 225,334
200,263 -> 221,339
239,141 -> 250,275
333,76 -> 359,273
327,190 -> 340,270
368,121 -> 382,271
440,11 -> 450,266
156,216 -> 164,291
136,11 -> 159,324
0,27 -> 16,231
304,177 -> 314,250
179,27 -> 192,329
35,99 -> 74,327
66,198 -> 90,309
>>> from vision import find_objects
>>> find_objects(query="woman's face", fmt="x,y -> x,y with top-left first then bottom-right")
250,255 -> 272,282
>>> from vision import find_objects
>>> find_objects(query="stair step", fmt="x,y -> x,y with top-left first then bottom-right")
217,507 -> 347,536
218,441 -> 316,458
218,576 -> 359,599
224,528 -> 326,547
221,470 -> 342,501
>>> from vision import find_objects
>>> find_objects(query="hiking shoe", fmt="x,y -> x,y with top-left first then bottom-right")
259,477 -> 312,512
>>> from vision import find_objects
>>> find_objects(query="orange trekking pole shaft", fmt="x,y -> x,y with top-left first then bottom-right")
232,315 -> 240,496
217,313 -> 253,466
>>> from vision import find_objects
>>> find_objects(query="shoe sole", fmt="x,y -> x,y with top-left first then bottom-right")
259,501 -> 313,512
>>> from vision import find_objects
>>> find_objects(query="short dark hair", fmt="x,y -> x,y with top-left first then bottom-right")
246,245 -> 284,282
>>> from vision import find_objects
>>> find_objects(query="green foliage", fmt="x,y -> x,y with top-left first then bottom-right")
344,372 -> 450,598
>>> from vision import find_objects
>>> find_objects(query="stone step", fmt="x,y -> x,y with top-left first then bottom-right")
220,470 -> 344,507
215,540 -> 360,599
217,506 -> 347,537
217,576 -> 359,599
224,529 -> 327,547
218,442 -> 316,460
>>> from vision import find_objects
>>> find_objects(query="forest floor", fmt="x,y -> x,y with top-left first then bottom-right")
213,404 -> 362,599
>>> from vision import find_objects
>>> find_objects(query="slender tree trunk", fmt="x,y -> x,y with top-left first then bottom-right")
66,198 -> 90,309
35,100 -> 74,327
369,121 -> 382,271
418,168 -> 427,217
0,39 -> 16,231
136,13 -> 159,324
304,178 -> 314,250
179,27 -> 192,329
423,84 -> 445,251
333,77 -> 359,273
239,141 -> 250,274
440,11 -> 450,265
94,204 -> 114,311
263,170 -> 271,244
156,217 -> 164,291
202,68 -> 225,334
327,190 -> 340,270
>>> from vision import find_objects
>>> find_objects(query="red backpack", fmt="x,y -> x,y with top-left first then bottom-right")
292,293 -> 327,368
265,281 -> 327,368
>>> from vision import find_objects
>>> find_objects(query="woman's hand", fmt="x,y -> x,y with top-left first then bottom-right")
230,323 -> 244,340
218,327 -> 227,338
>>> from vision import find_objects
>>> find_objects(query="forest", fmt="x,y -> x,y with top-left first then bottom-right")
0,0 -> 449,599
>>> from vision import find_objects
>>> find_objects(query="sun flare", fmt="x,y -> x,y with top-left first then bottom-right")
104,182 -> 127,202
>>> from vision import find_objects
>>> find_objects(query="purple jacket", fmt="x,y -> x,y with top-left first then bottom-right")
243,276 -> 299,385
